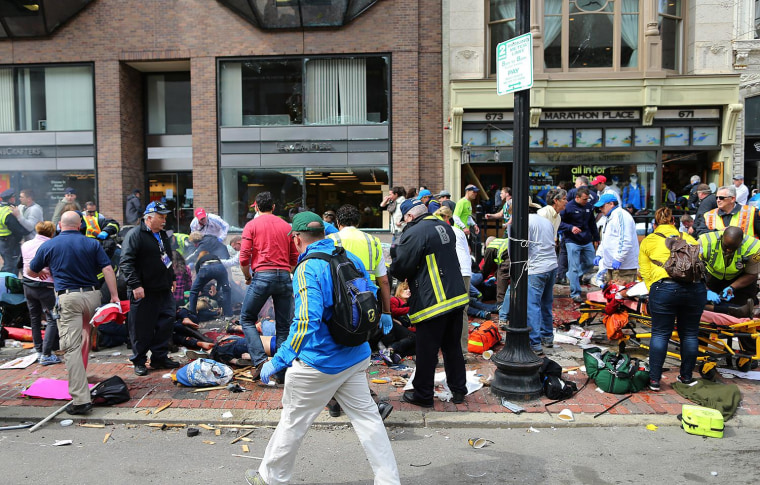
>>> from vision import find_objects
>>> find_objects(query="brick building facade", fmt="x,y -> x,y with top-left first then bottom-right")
0,0 -> 442,231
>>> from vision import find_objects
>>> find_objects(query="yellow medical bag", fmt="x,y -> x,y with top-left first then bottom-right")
678,404 -> 724,439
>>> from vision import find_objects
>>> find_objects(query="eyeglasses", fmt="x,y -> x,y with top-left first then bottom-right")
716,196 -> 733,200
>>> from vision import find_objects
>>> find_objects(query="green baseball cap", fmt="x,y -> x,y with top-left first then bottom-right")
289,211 -> 324,235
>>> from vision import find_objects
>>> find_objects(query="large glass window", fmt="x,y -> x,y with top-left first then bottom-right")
746,96 -> 760,136
147,73 -> 191,135
543,0 -> 639,70
659,0 -> 682,71
147,172 -> 194,233
756,0 -> 760,38
0,65 -> 93,132
220,56 -> 388,127
220,167 -> 388,230
488,0 -> 516,75
0,171 -> 95,220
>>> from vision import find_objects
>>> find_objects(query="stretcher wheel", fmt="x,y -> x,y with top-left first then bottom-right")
737,357 -> 752,373
698,361 -> 717,381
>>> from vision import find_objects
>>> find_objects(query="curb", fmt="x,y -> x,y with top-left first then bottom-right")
3,406 -> 759,430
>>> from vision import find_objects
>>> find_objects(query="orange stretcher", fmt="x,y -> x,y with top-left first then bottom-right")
577,290 -> 760,374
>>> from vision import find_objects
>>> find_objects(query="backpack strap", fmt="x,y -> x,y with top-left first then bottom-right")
297,247 -> 342,268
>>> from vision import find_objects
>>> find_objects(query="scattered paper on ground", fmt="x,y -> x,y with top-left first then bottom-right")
0,353 -> 38,369
52,440 -> 73,446
718,368 -> 760,380
646,424 -> 658,431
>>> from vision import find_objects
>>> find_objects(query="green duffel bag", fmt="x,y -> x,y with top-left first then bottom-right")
583,346 -> 650,394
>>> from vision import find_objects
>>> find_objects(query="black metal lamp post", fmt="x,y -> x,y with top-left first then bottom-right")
490,0 -> 543,401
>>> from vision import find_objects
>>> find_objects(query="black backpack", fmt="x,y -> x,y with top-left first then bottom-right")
539,357 -> 578,400
299,247 -> 380,347
90,376 -> 130,405
651,233 -> 705,284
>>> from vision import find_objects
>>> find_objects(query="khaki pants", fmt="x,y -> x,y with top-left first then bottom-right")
461,275 -> 471,354
58,290 -> 101,405
258,358 -> 400,485
605,268 -> 638,284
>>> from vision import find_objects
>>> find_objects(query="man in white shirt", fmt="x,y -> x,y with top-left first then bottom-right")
537,188 -> 567,238
16,189 -> 43,241
190,207 -> 230,241
525,202 -> 558,355
594,194 -> 639,284
733,175 -> 749,206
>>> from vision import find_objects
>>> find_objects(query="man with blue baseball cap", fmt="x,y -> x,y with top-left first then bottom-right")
120,201 -> 179,376
594,193 -> 639,284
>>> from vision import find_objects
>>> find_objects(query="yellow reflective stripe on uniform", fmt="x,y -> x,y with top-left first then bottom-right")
426,254 -> 444,303
409,292 -> 469,324
291,264 -> 309,352
362,232 -> 375,273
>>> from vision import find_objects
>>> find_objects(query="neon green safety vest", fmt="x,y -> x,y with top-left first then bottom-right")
486,237 -> 509,264
329,228 -> 383,281
0,205 -> 12,237
700,231 -> 760,281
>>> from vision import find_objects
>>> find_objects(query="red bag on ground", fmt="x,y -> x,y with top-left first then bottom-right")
467,320 -> 501,354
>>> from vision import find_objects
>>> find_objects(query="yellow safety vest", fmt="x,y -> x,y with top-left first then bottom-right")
704,205 -> 756,238
83,212 -> 102,238
175,233 -> 190,256
700,231 -> 760,281
329,228 -> 383,282
0,205 -> 11,237
486,238 -> 509,265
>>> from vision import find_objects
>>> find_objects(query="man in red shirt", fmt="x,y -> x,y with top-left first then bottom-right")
239,192 -> 299,379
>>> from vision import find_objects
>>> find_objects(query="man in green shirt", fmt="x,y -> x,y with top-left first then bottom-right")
453,184 -> 480,236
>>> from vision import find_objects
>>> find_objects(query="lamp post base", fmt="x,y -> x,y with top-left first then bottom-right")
490,325 -> 543,401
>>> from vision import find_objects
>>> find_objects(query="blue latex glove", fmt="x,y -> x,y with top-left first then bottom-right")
706,290 -> 721,305
380,314 -> 393,335
97,231 -> 108,240
593,256 -> 601,266
611,260 -> 622,270
259,361 -> 275,384
722,286 -> 735,302
485,277 -> 496,286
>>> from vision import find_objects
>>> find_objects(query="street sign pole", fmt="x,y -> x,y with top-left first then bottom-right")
491,0 -> 543,401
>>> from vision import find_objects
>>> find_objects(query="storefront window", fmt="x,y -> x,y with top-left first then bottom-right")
543,0 -> 639,71
756,0 -> 760,38
220,167 -> 388,230
0,65 -> 93,132
528,156 -> 656,212
219,56 -> 388,127
0,171 -> 95,220
147,172 -> 194,233
659,0 -> 682,71
147,73 -> 191,135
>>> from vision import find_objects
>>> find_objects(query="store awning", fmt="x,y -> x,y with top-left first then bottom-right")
217,0 -> 379,29
0,0 -> 94,39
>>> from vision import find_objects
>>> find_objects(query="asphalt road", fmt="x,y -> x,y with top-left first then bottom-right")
0,421 -> 755,484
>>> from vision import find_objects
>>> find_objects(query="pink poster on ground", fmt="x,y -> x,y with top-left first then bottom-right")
21,378 -> 95,400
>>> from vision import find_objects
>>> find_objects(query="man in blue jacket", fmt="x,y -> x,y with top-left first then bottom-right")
247,212 -> 399,485
559,187 -> 600,303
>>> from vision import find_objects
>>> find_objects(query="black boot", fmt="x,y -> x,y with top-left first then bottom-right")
728,299 -> 754,319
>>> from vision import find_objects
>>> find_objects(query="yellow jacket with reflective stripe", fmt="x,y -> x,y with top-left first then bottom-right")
699,231 -> 760,281
704,205 -> 756,238
486,238 -> 509,264
329,227 -> 384,282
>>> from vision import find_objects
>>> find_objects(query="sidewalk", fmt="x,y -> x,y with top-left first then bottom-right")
2,285 -> 759,428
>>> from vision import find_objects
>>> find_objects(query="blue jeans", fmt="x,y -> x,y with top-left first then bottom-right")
527,269 -> 556,350
647,279 -> 706,382
566,242 -> 595,298
188,262 -> 232,317
240,270 -> 293,366
498,286 -> 511,323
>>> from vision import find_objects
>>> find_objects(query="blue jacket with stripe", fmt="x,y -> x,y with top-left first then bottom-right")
269,238 -> 376,375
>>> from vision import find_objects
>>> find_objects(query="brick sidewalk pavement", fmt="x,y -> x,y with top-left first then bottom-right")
1,287 -> 759,420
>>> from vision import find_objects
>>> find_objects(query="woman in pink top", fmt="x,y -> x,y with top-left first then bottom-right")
21,221 -> 60,365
